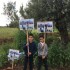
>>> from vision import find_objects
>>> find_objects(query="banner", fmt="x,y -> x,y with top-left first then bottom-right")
37,21 -> 53,33
8,49 -> 20,60
19,19 -> 34,30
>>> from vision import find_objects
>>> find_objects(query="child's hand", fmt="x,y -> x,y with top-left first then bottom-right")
28,52 -> 32,56
42,56 -> 45,59
26,43 -> 29,47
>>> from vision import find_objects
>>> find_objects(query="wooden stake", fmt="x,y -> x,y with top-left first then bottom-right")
44,32 -> 46,43
12,61 -> 14,70
26,30 -> 29,70
26,30 -> 29,56
42,32 -> 46,59
26,30 -> 28,43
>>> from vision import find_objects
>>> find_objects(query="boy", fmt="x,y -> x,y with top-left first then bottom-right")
23,34 -> 37,70
37,35 -> 48,70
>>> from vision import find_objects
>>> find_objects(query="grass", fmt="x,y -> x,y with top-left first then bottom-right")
0,27 -> 18,38
0,27 -> 59,38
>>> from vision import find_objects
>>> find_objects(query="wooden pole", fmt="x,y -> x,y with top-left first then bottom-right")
26,30 -> 29,70
42,32 -> 47,60
12,60 -> 14,70
44,32 -> 46,43
26,30 -> 29,56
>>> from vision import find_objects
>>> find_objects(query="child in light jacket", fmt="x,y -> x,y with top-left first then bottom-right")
37,35 -> 48,70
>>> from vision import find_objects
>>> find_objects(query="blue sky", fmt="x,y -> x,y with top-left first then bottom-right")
0,0 -> 29,26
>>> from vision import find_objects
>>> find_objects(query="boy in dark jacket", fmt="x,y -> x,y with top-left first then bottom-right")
23,34 -> 37,70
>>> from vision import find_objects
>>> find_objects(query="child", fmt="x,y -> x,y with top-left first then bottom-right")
37,35 -> 48,70
23,34 -> 37,70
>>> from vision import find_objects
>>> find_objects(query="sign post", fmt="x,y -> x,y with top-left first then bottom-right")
19,18 -> 34,70
27,25 -> 29,70
37,21 -> 53,58
37,21 -> 53,33
8,49 -> 20,70
44,32 -> 46,43
12,61 -> 14,70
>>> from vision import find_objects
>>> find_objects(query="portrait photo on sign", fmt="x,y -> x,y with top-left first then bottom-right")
19,19 -> 27,30
26,19 -> 34,30
37,21 -> 53,33
8,49 -> 20,60
37,22 -> 45,33
19,19 -> 34,30
45,21 -> 53,33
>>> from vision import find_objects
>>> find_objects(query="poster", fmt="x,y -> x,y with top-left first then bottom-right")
19,19 -> 34,30
37,21 -> 53,33
45,21 -> 53,33
37,22 -> 45,33
8,49 -> 20,60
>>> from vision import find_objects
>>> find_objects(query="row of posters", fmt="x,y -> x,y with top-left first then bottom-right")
19,18 -> 53,33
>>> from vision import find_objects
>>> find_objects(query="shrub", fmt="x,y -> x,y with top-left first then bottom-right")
14,30 -> 26,51
0,54 -> 7,67
48,40 -> 70,68
0,45 -> 11,67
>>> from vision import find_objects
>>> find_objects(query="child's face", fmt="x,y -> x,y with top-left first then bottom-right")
39,37 -> 44,43
28,36 -> 33,43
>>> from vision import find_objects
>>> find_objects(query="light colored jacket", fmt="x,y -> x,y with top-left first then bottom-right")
38,43 -> 48,56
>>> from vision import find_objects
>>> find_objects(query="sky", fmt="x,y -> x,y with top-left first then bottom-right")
0,0 -> 29,26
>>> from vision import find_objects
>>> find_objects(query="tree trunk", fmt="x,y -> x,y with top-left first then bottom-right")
55,21 -> 69,46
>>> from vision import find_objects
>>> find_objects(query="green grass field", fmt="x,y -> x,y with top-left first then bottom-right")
0,27 -> 18,38
0,27 -> 69,39
0,27 -> 59,38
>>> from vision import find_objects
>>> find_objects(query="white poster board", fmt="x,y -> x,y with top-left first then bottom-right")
19,19 -> 34,30
37,21 -> 53,33
37,22 -> 45,33
8,49 -> 20,61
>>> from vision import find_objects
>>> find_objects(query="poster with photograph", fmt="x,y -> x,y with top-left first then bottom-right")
8,49 -> 20,60
37,21 -> 53,33
45,21 -> 53,33
37,22 -> 45,33
19,19 -> 34,30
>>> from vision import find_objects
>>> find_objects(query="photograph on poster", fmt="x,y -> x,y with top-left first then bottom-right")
19,19 -> 34,30
26,19 -> 34,30
19,19 -> 27,30
8,49 -> 20,60
37,21 -> 53,33
37,22 -> 45,33
45,21 -> 53,33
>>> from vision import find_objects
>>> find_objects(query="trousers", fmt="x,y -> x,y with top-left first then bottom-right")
23,56 -> 33,70
37,56 -> 48,70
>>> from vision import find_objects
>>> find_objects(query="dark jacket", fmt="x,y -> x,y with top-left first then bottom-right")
23,42 -> 37,57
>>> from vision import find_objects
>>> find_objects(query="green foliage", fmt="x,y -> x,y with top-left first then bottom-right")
9,20 -> 19,28
14,30 -> 26,51
0,54 -> 7,67
19,4 -> 25,18
25,0 -> 70,22
48,41 -> 70,68
0,27 -> 70,68
25,0 -> 69,44
0,27 -> 18,38
31,29 -> 39,43
3,2 -> 19,27
3,2 -> 17,20
0,45 -> 11,67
